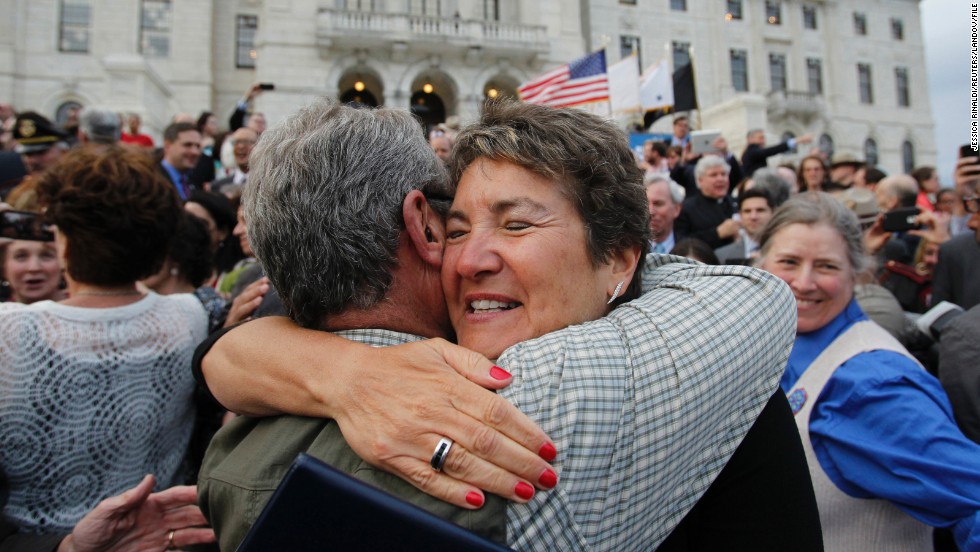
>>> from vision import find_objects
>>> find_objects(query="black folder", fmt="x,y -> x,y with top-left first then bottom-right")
237,453 -> 513,551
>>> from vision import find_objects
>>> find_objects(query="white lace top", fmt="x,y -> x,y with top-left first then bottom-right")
0,293 -> 207,534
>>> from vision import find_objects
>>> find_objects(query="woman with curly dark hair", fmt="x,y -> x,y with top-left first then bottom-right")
141,211 -> 227,332
0,146 -> 209,538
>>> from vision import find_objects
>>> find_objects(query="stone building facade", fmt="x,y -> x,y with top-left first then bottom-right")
0,0 -> 935,173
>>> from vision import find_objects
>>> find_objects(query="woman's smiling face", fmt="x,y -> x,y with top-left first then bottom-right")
760,222 -> 855,334
442,158 -> 612,359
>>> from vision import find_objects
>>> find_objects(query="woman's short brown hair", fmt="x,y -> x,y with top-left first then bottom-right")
36,145 -> 180,286
450,101 -> 650,304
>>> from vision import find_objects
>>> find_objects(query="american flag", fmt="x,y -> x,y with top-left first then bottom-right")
518,50 -> 610,108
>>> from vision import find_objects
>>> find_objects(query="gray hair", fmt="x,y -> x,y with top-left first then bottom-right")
644,173 -> 686,204
694,155 -> 730,182
243,98 -> 450,329
750,168 -> 791,207
757,192 -> 869,276
78,108 -> 121,144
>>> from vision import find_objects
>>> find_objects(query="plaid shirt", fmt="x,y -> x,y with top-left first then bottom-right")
203,255 -> 795,551
498,254 -> 796,550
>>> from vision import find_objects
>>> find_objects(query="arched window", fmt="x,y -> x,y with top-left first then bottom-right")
864,138 -> 878,167
902,140 -> 915,173
818,133 -> 834,158
55,101 -> 83,129
340,88 -> 378,107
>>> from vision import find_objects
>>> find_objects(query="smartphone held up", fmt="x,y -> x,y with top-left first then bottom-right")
0,210 -> 55,242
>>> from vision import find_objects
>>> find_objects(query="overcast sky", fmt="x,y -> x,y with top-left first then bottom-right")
921,0 -> 969,185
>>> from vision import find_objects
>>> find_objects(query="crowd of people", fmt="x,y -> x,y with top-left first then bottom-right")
1,85 -> 979,552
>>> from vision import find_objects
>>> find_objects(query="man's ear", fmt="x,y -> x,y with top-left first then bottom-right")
402,190 -> 445,269
607,244 -> 642,297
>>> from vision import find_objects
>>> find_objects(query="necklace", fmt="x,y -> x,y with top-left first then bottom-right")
73,289 -> 143,297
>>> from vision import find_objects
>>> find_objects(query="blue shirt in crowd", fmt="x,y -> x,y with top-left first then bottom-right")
781,299 -> 980,550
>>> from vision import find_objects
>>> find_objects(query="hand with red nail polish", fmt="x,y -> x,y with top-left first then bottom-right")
199,320 -> 557,511
538,469 -> 558,489
465,491 -> 485,508
515,482 -> 535,501
539,442 -> 557,462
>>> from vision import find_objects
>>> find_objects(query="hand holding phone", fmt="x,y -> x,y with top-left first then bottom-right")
258,83 -> 275,91
881,207 -> 921,233
957,144 -> 980,194
0,210 -> 55,241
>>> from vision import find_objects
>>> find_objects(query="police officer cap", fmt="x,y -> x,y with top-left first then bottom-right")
13,111 -> 70,154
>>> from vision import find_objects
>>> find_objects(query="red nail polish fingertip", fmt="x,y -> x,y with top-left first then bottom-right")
489,365 -> 511,380
515,481 -> 535,500
538,442 -> 557,461
465,492 -> 484,507
538,469 -> 558,488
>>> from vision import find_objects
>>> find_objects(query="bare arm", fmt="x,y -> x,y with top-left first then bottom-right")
200,317 -> 556,508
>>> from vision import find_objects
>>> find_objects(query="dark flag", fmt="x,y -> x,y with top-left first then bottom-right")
673,62 -> 698,112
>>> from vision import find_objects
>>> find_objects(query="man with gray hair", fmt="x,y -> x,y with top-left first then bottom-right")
197,100 -> 506,551
750,167 -> 792,207
674,155 -> 739,248
644,173 -> 684,253
77,108 -> 121,145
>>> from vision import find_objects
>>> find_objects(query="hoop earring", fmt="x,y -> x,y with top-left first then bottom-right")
607,280 -> 625,305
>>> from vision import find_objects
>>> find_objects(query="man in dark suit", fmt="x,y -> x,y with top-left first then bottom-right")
740,129 -> 811,177
674,156 -> 739,249
159,122 -> 202,202
932,184 -> 980,310
714,188 -> 773,263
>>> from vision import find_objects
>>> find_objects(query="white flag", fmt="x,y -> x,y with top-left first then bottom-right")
640,59 -> 674,112
608,54 -> 641,115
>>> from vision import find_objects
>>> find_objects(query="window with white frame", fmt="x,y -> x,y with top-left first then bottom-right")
858,63 -> 873,104
864,138 -> 878,167
726,0 -> 743,20
730,49 -> 748,92
807,58 -> 823,95
140,0 -> 171,58
59,0 -> 91,53
891,18 -> 904,40
409,0 -> 440,16
484,0 -> 499,19
765,1 -> 781,25
236,15 -> 258,69
802,5 -> 817,30
895,67 -> 910,107
902,141 -> 915,173
769,53 -> 787,92
854,12 -> 867,35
